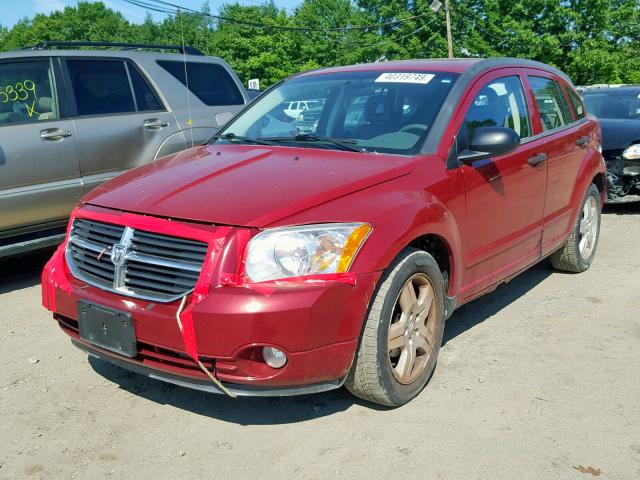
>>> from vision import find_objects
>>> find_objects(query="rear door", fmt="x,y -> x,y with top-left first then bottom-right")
456,70 -> 548,299
0,57 -> 82,235
525,73 -> 589,255
62,57 -> 180,193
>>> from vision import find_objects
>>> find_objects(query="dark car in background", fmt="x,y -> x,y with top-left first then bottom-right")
0,41 -> 248,257
294,103 -> 323,133
582,86 -> 640,202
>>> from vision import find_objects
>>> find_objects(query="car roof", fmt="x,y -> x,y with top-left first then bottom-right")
583,86 -> 640,94
294,57 -> 573,85
298,58 -> 480,76
0,49 -> 225,63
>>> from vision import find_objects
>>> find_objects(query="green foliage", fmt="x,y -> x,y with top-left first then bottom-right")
0,0 -> 638,87
455,0 -> 640,84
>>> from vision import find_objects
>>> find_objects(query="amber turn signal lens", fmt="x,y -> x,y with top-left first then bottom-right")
337,224 -> 372,273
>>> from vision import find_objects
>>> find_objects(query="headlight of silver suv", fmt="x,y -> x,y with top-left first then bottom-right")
244,223 -> 372,282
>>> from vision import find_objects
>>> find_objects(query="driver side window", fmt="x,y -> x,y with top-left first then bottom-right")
458,76 -> 531,151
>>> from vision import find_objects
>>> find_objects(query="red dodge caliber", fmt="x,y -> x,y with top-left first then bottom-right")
43,58 -> 605,406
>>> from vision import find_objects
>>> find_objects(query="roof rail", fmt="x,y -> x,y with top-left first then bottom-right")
19,41 -> 204,56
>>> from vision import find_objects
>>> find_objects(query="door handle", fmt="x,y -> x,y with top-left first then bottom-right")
40,128 -> 72,141
144,118 -> 168,129
528,153 -> 548,166
576,135 -> 589,148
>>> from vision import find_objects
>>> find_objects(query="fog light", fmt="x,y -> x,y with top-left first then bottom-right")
262,346 -> 287,368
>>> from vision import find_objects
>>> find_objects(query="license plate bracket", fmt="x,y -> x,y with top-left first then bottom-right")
78,301 -> 137,358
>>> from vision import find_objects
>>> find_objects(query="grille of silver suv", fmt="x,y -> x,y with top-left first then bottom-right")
66,218 -> 208,302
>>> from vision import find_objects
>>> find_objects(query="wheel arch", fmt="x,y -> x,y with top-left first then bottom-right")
407,234 -> 452,291
568,148 -> 607,224
592,171 -> 606,204
363,193 -> 463,303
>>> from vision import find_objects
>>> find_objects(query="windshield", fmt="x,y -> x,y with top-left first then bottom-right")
214,70 -> 459,155
583,90 -> 640,119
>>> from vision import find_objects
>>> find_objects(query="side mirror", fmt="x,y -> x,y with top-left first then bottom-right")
458,126 -> 520,164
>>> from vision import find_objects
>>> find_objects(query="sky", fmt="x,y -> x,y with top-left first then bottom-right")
3,0 -> 301,28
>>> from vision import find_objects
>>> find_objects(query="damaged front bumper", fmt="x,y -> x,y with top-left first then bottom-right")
71,338 -> 346,397
604,149 -> 640,201
42,207 -> 380,396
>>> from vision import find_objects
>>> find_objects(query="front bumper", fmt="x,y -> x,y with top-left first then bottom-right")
71,338 -> 345,397
44,220 -> 380,393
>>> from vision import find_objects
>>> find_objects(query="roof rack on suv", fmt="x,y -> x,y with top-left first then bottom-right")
20,41 -> 204,56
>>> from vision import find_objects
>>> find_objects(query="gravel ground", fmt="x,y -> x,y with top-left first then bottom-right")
1,205 -> 639,480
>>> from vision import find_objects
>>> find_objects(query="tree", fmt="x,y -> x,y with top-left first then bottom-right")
0,0 -> 637,86
453,0 -> 640,84
0,24 -> 7,46
208,2 -> 300,86
1,2 -> 133,50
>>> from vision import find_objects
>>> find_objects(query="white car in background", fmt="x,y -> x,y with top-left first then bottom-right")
282,100 -> 322,118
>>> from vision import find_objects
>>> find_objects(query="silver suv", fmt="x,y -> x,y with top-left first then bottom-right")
0,41 -> 248,257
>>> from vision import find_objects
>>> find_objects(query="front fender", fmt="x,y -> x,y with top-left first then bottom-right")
267,174 -> 464,299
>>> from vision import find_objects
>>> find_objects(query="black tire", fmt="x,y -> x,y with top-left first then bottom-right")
550,184 -> 601,273
345,248 -> 445,406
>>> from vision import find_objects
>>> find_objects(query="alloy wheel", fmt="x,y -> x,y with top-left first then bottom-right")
579,195 -> 598,259
387,273 -> 438,385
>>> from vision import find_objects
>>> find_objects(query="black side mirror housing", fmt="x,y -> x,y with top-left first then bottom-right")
458,126 -> 521,164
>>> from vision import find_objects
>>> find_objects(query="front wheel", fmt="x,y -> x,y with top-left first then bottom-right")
345,248 -> 445,406
550,184 -> 601,273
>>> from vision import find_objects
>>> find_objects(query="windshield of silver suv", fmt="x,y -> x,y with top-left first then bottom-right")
214,70 -> 459,155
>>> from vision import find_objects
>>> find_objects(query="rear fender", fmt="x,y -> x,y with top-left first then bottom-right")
568,145 -> 606,224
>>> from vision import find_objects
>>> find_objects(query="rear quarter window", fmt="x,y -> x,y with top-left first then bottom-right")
528,76 -> 572,131
565,86 -> 585,119
157,61 -> 244,106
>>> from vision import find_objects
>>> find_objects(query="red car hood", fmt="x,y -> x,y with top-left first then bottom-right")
83,144 -> 414,227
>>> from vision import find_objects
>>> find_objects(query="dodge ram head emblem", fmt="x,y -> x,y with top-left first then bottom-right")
110,244 -> 128,266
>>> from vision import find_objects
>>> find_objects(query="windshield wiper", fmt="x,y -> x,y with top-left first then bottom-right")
210,132 -> 275,146
259,133 -> 365,153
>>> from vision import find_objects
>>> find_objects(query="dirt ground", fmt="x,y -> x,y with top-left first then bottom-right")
1,205 -> 639,480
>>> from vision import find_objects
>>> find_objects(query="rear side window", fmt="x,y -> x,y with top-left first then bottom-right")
157,61 -> 244,106
67,60 -> 135,116
128,65 -> 163,112
0,60 -> 58,125
528,76 -> 572,131
458,75 -> 531,151
565,86 -> 585,119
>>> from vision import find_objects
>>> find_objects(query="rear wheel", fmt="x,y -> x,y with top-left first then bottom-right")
345,248 -> 445,406
550,184 -> 601,272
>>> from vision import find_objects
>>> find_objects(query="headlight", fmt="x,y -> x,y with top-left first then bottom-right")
244,223 -> 372,282
622,144 -> 640,160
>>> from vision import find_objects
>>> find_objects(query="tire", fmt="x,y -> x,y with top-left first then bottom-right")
345,248 -> 445,406
550,184 -> 601,273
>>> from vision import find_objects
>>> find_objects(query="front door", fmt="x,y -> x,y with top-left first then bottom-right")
456,71 -> 548,299
0,57 -> 82,235
61,57 -> 180,193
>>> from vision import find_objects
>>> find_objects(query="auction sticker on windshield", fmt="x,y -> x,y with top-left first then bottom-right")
375,73 -> 434,84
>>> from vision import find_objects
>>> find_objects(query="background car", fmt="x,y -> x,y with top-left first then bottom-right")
282,99 -> 322,118
582,86 -> 640,202
0,41 -> 249,257
294,105 -> 323,133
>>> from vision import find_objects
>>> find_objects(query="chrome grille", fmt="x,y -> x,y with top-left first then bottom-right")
66,218 -> 208,302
